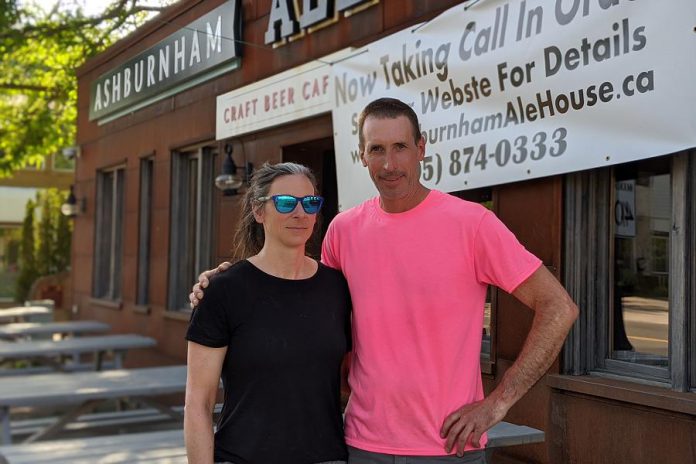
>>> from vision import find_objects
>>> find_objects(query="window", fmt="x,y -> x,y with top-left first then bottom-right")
93,167 -> 125,300
612,161 -> 670,367
168,146 -> 216,311
136,157 -> 154,306
564,152 -> 693,391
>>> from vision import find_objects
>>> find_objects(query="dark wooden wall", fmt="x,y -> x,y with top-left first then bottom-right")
547,376 -> 696,464
483,176 -> 563,464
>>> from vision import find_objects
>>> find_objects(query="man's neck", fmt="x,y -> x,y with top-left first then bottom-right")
379,185 -> 431,213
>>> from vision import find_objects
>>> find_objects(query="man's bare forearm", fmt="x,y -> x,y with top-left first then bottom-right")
489,280 -> 578,413
440,267 -> 578,455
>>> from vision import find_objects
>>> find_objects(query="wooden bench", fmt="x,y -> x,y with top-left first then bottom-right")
10,407 -> 184,439
9,404 -> 222,439
0,420 -> 543,463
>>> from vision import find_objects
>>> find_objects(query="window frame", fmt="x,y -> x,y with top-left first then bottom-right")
136,156 -> 154,307
690,154 -> 696,392
167,145 -> 216,312
563,152 -> 692,391
92,165 -> 126,301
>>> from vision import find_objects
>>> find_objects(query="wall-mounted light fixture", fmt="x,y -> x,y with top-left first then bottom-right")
60,185 -> 86,217
215,143 -> 253,196
61,145 -> 81,160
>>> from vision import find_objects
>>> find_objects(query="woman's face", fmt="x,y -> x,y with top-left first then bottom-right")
254,174 -> 318,250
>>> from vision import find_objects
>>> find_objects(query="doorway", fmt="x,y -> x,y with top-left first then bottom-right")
282,137 -> 337,259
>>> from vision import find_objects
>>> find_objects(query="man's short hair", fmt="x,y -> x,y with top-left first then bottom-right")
358,98 -> 422,149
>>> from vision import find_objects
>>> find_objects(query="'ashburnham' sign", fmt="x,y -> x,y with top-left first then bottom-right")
89,0 -> 242,122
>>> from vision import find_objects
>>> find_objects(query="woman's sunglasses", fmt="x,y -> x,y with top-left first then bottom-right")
258,195 -> 324,214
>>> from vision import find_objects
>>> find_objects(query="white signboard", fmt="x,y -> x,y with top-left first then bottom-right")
615,180 -> 635,237
331,0 -> 696,210
217,49 -> 354,139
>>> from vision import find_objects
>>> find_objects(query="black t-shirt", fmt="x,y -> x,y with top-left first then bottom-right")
186,260 -> 352,464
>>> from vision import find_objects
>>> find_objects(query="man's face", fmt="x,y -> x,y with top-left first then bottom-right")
360,115 -> 425,204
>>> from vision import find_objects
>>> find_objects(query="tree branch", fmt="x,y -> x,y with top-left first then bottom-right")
0,83 -> 54,92
0,2 -> 168,41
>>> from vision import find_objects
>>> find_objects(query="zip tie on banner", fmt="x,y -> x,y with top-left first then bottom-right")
323,48 -> 369,66
413,0 -> 488,34
464,0 -> 490,11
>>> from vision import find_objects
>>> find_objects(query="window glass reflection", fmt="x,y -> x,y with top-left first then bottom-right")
613,159 -> 670,367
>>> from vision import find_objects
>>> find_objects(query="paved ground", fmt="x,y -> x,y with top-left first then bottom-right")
621,296 -> 668,357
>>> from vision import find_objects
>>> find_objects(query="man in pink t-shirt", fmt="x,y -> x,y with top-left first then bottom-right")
321,98 -> 577,463
191,98 -> 578,463
322,191 -> 542,458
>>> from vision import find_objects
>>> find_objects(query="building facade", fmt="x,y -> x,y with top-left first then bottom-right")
73,1 -> 696,462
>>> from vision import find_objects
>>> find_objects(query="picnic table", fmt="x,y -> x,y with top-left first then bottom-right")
0,308 -> 52,324
0,321 -> 111,341
0,365 -> 188,445
0,419 -> 544,463
0,334 -> 156,373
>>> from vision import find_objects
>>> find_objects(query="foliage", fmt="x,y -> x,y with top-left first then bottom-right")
0,1 -> 20,32
14,188 -> 72,301
0,0 -> 174,175
15,198 -> 37,301
0,225 -> 22,263
54,199 -> 71,272
4,234 -> 20,267
0,226 -> 21,299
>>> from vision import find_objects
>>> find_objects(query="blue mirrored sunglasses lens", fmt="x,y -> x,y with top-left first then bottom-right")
273,196 -> 298,213
301,196 -> 323,214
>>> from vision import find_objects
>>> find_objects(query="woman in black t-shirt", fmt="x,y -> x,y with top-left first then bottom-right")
185,162 -> 351,464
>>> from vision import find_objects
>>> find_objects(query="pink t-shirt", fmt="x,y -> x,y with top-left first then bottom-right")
321,190 -> 542,455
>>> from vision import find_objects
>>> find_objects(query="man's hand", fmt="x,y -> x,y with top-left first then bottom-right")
440,397 -> 506,456
189,262 -> 232,308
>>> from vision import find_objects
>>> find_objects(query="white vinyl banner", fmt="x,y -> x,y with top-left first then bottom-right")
331,0 -> 696,211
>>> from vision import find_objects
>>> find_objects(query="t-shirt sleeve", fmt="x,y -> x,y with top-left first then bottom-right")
321,218 -> 341,271
473,210 -> 542,294
185,276 -> 231,348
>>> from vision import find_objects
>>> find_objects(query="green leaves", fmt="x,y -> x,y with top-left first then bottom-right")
14,188 -> 72,301
15,198 -> 37,302
0,0 -> 173,175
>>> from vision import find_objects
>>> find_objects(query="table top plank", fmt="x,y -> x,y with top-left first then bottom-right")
0,334 -> 156,360
0,321 -> 111,339
486,421 -> 545,448
0,429 -> 186,463
0,365 -> 187,408
0,308 -> 52,323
